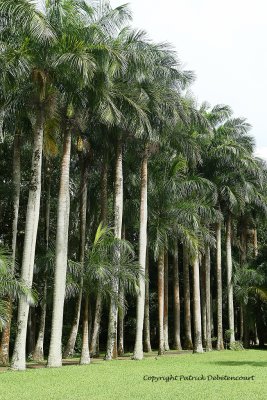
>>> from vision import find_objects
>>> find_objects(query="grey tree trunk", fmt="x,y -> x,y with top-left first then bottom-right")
47,128 -> 71,368
133,149 -> 148,360
205,245 -> 212,351
226,214 -> 235,344
80,295 -> 90,364
64,150 -> 89,359
158,249 -> 165,355
183,247 -> 193,350
216,222 -> 224,350
1,131 -> 21,366
163,251 -> 169,351
118,287 -> 125,356
32,161 -> 51,362
105,140 -> 123,360
144,251 -> 152,352
200,257 -> 207,349
173,242 -> 182,350
63,290 -> 82,359
90,294 -> 102,356
192,254 -> 203,353
91,160 -> 108,356
11,119 -> 44,371
32,282 -> 47,361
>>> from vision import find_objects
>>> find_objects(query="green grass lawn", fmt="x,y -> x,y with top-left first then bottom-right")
1,350 -> 266,400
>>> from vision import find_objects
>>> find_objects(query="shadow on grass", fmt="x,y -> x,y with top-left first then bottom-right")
211,361 -> 267,367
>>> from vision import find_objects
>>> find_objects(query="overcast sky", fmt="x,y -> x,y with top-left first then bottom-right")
110,0 -> 267,159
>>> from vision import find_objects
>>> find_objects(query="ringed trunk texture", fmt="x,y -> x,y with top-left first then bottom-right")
226,214 -> 235,344
144,251 -> 152,352
253,229 -> 258,257
205,245 -> 212,351
173,242 -> 182,350
133,149 -> 148,360
1,131 -> 21,366
11,119 -> 44,370
183,248 -> 193,350
158,249 -> 165,355
192,254 -> 203,353
47,128 -> 71,368
105,140 -> 123,360
163,251 -> 169,351
216,222 -> 224,350
80,295 -> 90,365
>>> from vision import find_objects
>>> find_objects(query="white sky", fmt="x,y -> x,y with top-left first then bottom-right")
111,0 -> 267,158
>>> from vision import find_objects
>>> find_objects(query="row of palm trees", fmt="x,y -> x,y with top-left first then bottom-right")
0,0 -> 266,371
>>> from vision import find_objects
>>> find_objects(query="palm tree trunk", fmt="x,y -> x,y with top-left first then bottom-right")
47,127 -> 71,368
32,282 -> 47,362
144,250 -> 152,352
1,131 -> 21,366
32,160 -> 51,362
63,150 -> 89,359
216,222 -> 224,350
118,287 -> 124,356
80,294 -> 90,365
183,247 -> 193,350
200,257 -> 207,349
90,294 -> 102,356
205,245 -> 212,351
11,118 -> 44,370
105,139 -> 123,360
163,250 -> 169,351
91,160 -> 108,356
173,242 -> 182,350
193,254 -> 203,353
63,289 -> 83,359
133,148 -> 148,359
158,249 -> 165,355
226,213 -> 235,344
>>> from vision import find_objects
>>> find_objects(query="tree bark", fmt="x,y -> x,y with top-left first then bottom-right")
32,282 -> 47,361
80,294 -> 90,364
253,228 -> 258,257
133,148 -> 148,359
63,290 -> 83,359
11,118 -> 44,370
216,222 -> 224,350
47,127 -> 71,368
1,131 -> 21,366
105,139 -> 123,360
63,149 -> 89,359
226,214 -> 235,344
91,160 -> 108,356
200,256 -> 207,349
173,242 -> 182,350
193,254 -> 203,353
158,249 -> 165,355
32,160 -> 51,362
118,287 -> 124,356
205,245 -> 212,351
144,250 -> 152,352
163,250 -> 169,351
183,247 -> 193,350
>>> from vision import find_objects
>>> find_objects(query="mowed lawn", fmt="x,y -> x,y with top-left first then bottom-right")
1,350 -> 266,400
